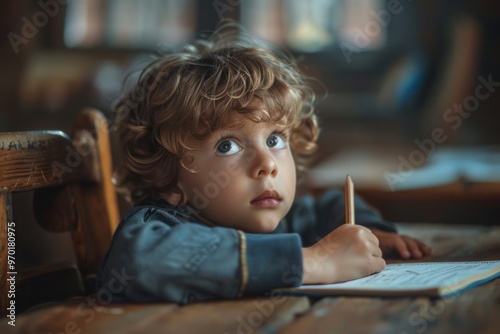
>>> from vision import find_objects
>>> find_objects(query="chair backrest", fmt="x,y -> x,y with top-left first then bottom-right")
0,109 -> 119,305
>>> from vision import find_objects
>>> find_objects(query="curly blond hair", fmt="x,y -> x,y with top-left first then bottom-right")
113,22 -> 319,205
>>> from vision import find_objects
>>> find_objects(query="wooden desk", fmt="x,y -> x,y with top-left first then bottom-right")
1,223 -> 499,334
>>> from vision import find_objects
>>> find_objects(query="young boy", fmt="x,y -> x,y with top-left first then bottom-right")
98,23 -> 430,304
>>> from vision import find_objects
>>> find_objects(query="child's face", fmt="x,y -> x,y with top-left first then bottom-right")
176,106 -> 297,233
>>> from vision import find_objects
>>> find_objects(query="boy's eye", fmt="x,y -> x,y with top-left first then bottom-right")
216,139 -> 242,156
267,134 -> 286,149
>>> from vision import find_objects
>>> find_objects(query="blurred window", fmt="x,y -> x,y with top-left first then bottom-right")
241,0 -> 386,52
64,0 -> 197,49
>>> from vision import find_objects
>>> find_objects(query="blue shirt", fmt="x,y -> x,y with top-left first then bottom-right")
97,190 -> 396,304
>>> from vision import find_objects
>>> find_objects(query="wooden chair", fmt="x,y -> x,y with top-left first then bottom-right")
0,109 -> 120,315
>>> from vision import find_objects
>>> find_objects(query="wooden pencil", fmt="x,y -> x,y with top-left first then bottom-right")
345,175 -> 355,225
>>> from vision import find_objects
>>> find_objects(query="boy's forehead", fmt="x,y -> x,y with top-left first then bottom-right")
221,108 -> 271,130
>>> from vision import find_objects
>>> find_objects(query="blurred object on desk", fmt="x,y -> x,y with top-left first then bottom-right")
305,146 -> 500,224
385,146 -> 500,192
306,147 -> 405,191
307,146 -> 500,192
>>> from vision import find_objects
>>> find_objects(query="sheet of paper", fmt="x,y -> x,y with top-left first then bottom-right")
296,261 -> 500,292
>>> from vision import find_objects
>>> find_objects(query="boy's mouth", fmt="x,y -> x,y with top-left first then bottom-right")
251,190 -> 282,208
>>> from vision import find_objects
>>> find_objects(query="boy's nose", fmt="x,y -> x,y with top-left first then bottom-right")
250,147 -> 278,179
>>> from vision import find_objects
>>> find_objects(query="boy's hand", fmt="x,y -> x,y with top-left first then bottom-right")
301,224 -> 386,284
371,229 -> 432,260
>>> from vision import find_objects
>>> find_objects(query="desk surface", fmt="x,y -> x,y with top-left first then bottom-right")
2,223 -> 499,334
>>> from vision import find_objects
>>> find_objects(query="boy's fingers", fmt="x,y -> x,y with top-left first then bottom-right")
393,237 -> 411,259
368,231 -> 380,246
374,257 -> 386,273
418,240 -> 432,256
403,236 -> 423,259
363,228 -> 381,246
371,244 -> 383,257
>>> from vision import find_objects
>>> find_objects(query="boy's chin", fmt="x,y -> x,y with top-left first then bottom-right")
242,220 -> 281,234
199,210 -> 284,233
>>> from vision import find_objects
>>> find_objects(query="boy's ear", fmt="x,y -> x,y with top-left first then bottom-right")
160,184 -> 186,207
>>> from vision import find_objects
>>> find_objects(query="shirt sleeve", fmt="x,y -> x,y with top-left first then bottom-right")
97,206 -> 303,304
280,189 -> 397,246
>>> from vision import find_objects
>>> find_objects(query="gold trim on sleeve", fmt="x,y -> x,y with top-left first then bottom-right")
237,230 -> 248,297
